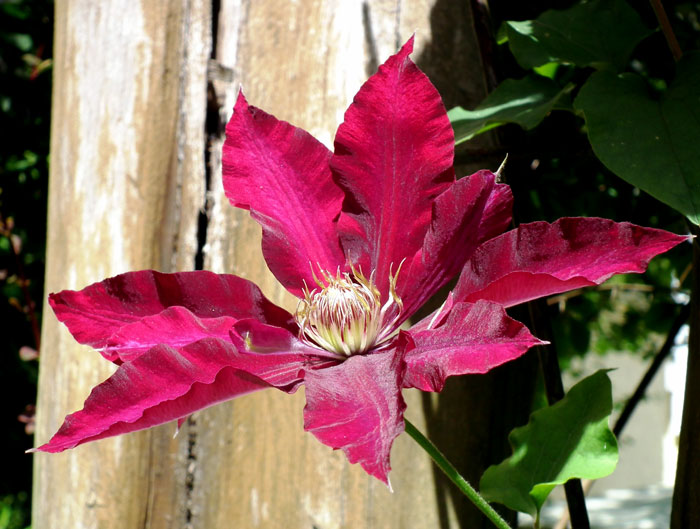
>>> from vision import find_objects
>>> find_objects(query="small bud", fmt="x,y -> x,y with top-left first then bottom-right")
11,234 -> 22,254
19,346 -> 39,361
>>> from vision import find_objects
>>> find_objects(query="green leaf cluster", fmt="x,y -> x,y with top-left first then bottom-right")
480,371 -> 618,520
504,1 -> 651,71
449,76 -> 571,145
451,0 -> 700,225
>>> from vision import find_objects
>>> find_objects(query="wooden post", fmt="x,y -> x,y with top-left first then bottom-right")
34,2 -> 211,528
34,1 -> 497,527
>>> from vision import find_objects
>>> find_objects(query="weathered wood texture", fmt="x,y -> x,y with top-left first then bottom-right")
34,2 -> 210,527
34,1 -> 499,528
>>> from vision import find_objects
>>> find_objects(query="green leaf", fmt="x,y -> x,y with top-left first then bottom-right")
505,21 -> 554,70
505,0 -> 652,70
448,76 -> 570,144
533,62 -> 559,79
0,33 -> 33,53
574,52 -> 700,225
479,370 -> 618,517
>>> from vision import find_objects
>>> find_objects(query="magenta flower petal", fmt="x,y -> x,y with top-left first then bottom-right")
231,318 -> 337,359
331,36 -> 455,296
403,301 -> 545,392
400,170 -> 496,319
409,291 -> 457,335
228,320 -> 339,387
303,348 -> 407,486
104,306 -> 235,363
223,92 -> 346,296
49,270 -> 293,362
35,337 -> 305,453
477,182 -> 513,244
454,218 -> 689,308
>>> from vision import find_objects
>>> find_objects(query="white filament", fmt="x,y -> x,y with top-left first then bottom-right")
295,264 -> 403,356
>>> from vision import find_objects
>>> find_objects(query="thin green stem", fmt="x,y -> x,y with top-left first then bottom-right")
404,418 -> 512,529
649,0 -> 683,62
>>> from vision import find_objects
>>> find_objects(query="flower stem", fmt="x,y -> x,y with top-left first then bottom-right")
404,418 -> 512,529
649,0 -> 682,62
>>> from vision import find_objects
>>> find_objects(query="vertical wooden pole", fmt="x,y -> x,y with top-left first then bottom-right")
34,2 -> 211,527
35,1 -> 498,527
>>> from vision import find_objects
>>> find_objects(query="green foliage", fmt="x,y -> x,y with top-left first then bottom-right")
0,493 -> 29,529
504,0 -> 652,71
480,371 -> 618,519
575,52 -> 700,225
455,0 -> 700,229
449,76 -> 571,144
0,0 -> 53,521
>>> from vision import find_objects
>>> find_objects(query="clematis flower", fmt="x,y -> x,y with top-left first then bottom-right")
34,37 -> 687,486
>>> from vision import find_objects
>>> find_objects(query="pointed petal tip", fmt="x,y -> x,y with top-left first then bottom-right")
25,447 -> 38,454
495,154 -> 509,180
401,34 -> 415,55
233,89 -> 248,112
303,351 -> 405,488
173,418 -> 186,439
386,476 -> 394,493
456,219 -> 691,308
392,35 -> 415,65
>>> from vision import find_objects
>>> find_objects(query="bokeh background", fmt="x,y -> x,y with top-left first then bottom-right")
1,1 -> 52,527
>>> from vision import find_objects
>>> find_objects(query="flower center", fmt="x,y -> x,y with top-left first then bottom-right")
295,265 -> 403,356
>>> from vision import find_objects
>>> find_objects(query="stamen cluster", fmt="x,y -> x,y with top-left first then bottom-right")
295,266 -> 403,356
